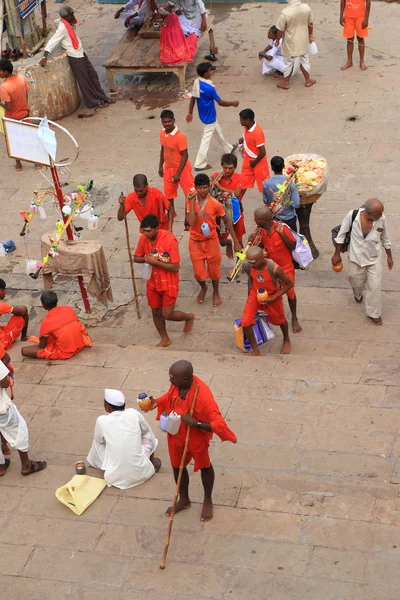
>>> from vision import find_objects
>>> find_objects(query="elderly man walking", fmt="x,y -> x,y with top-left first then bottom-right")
332,199 -> 393,325
275,0 -> 316,90
40,6 -> 113,113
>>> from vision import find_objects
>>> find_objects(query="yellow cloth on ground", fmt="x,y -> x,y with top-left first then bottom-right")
55,474 -> 107,515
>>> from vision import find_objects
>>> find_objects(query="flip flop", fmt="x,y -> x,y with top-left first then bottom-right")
0,459 -> 11,476
205,54 -> 217,62
21,460 -> 47,476
231,143 -> 238,153
195,164 -> 212,172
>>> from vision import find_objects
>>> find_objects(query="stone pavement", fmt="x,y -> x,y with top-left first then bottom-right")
1,0 -> 400,598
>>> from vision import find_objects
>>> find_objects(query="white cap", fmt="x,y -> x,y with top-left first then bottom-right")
104,388 -> 125,407
0,361 -> 9,381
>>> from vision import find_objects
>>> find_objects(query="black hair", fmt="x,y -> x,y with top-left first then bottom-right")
141,213 -> 159,228
133,174 -> 148,187
0,59 -> 13,74
41,290 -> 58,310
270,156 -> 285,173
0,279 -> 6,290
194,173 -> 210,187
221,153 -> 238,168
160,109 -> 174,119
104,400 -> 125,412
196,62 -> 213,77
269,25 -> 278,35
239,108 -> 255,121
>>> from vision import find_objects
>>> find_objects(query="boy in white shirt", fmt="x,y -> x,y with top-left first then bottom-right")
259,26 -> 284,76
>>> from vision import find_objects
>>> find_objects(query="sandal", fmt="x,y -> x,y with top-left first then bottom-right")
0,459 -> 11,476
21,460 -> 47,476
205,54 -> 217,62
195,163 -> 212,172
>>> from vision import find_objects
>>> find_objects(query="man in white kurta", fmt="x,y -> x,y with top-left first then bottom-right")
0,360 -> 47,476
332,199 -> 393,325
87,389 -> 160,489
175,0 -> 207,36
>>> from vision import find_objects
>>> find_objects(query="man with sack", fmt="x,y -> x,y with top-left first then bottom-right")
332,199 -> 393,325
254,206 -> 302,333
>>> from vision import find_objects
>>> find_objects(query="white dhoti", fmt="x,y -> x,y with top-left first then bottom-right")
195,121 -> 233,169
262,40 -> 284,75
0,403 -> 29,464
178,13 -> 204,36
347,259 -> 383,319
283,53 -> 310,78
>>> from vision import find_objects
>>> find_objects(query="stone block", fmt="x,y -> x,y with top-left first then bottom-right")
0,544 -> 34,575
12,383 -> 63,406
212,443 -> 299,472
296,426 -> 394,455
40,365 -> 130,388
292,380 -> 386,407
227,399 -> 321,425
299,450 -> 392,480
272,356 -> 365,383
30,406 -> 102,433
1,576 -> 72,600
318,405 -> 399,433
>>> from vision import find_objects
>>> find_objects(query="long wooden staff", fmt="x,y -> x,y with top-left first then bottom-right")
124,215 -> 141,319
160,384 -> 200,570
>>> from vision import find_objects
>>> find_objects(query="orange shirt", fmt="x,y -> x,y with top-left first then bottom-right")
156,375 -> 237,453
160,127 -> 188,169
39,306 -> 86,357
0,75 -> 29,120
249,260 -> 280,299
344,0 -> 366,18
185,194 -> 225,241
125,187 -> 170,230
135,229 -> 180,296
243,122 -> 265,160
0,302 -> 13,317
261,223 -> 295,273
211,171 -> 244,200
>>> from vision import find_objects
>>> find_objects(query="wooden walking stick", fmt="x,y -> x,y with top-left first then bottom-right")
123,215 -> 141,319
160,384 -> 200,570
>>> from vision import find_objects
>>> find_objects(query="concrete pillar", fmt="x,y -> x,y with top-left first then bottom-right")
16,53 -> 81,121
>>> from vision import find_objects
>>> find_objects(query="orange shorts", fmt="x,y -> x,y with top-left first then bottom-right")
240,156 -> 270,193
189,235 -> 222,282
241,293 -> 286,327
147,287 -> 177,309
163,163 -> 194,200
0,316 -> 25,352
168,438 -> 211,472
343,15 -> 368,39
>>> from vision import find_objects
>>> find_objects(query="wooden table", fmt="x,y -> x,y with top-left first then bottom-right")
103,16 -> 216,92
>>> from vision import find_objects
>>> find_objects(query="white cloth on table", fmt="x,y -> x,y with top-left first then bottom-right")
283,53 -> 310,78
262,40 -> 284,75
87,408 -> 158,490
0,403 -> 29,464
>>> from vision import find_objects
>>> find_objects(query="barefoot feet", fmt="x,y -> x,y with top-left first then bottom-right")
183,314 -> 195,333
197,285 -> 208,304
281,340 -> 291,354
166,498 -> 191,517
305,79 -> 316,87
292,318 -> 302,333
341,62 -> 353,71
212,292 -> 222,308
156,337 -> 172,348
250,348 -> 261,357
201,501 -> 213,522
360,61 -> 367,71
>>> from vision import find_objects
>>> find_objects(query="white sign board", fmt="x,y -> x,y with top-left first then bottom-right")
3,118 -> 52,166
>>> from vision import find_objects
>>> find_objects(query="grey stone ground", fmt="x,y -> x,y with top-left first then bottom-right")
1,0 -> 400,598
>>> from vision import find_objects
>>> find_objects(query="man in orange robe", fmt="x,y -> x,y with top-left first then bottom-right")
0,278 -> 29,360
238,108 -> 270,193
117,173 -> 173,232
186,173 -> 241,307
255,206 -> 302,333
141,359 -> 236,521
21,291 -> 91,360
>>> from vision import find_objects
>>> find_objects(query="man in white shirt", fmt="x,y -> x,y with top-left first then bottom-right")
87,389 -> 161,490
0,360 -> 47,477
332,198 -> 393,325
275,0 -> 316,90
175,0 -> 207,37
39,6 -> 113,111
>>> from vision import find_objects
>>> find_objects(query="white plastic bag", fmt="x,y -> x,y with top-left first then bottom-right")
308,41 -> 318,56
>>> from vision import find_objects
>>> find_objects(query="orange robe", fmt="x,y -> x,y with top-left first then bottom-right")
156,375 -> 236,471
37,306 -> 92,360
125,187 -> 170,231
0,302 -> 25,359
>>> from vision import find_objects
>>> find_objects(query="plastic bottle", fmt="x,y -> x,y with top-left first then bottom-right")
160,412 -> 169,432
201,222 -> 211,237
137,392 -> 151,411
142,263 -> 152,280
166,411 -> 181,435
88,214 -> 99,230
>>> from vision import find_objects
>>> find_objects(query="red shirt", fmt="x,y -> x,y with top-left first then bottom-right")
344,0 -> 366,18
0,75 -> 29,120
211,171 -> 244,200
135,229 -> 180,297
249,260 -> 280,299
39,306 -> 85,356
125,187 -> 170,230
243,123 -> 265,159
156,375 -> 237,452
261,223 -> 295,273
160,127 -> 188,169
185,194 -> 225,241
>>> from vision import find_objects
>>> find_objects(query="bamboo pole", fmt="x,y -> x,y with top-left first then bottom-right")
124,215 -> 141,319
160,384 -> 200,569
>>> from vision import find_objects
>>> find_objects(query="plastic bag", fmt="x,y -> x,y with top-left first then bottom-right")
234,311 -> 275,353
55,474 -> 107,516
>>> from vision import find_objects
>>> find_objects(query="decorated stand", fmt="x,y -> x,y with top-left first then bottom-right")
284,154 -> 329,259
2,116 -> 112,312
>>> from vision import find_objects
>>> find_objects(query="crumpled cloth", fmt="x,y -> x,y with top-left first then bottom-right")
41,232 -> 113,307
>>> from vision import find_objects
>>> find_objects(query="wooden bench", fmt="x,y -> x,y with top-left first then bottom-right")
103,15 -> 216,93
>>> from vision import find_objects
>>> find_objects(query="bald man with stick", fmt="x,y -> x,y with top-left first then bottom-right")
332,198 -> 393,325
141,360 -> 236,522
